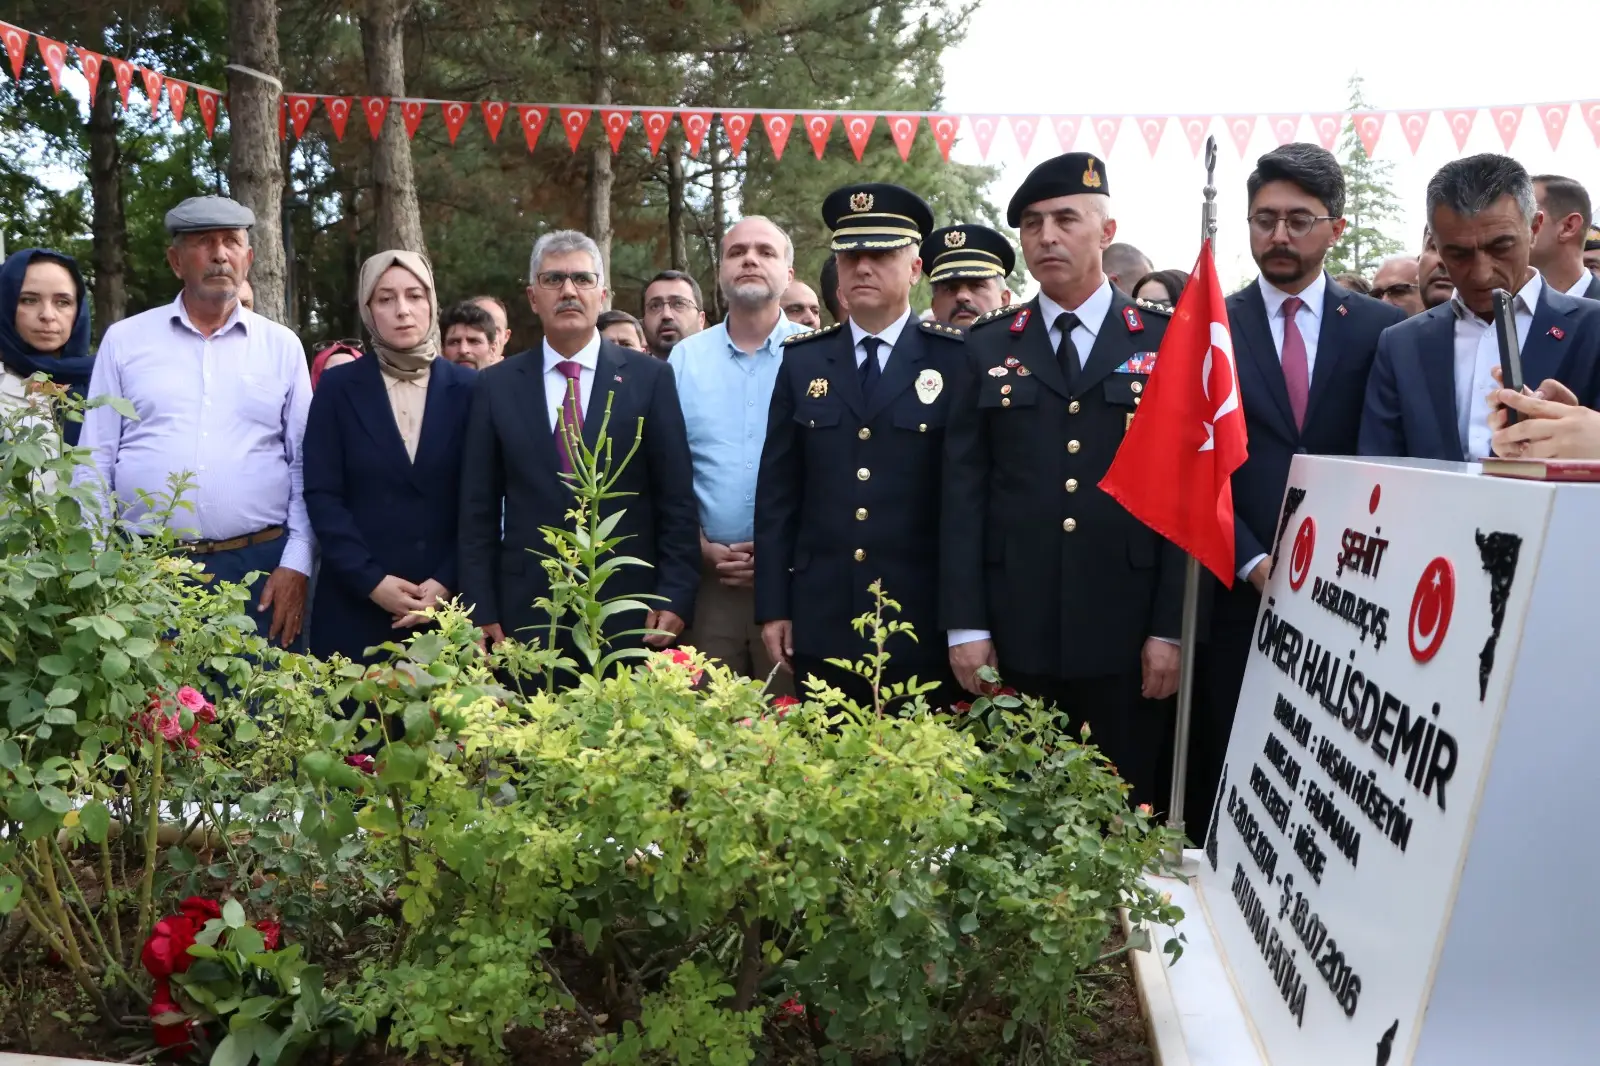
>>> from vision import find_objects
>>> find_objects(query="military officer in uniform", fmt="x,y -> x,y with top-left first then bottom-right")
921,223 -> 1015,327
940,153 -> 1186,808
755,183 -> 965,711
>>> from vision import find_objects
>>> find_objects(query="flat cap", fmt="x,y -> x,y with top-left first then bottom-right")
164,195 -> 256,235
1006,152 -> 1109,227
822,183 -> 934,252
1587,224 -> 1600,252
921,224 -> 1015,285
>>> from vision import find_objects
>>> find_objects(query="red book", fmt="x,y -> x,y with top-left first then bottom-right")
1480,457 -> 1600,481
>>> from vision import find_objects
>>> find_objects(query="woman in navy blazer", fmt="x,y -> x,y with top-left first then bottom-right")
303,251 -> 475,663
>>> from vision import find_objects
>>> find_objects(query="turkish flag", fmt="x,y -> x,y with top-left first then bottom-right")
681,110 -> 712,155
440,100 -> 471,144
723,112 -> 753,156
804,113 -> 835,158
518,105 -> 548,152
400,101 -> 427,139
1,23 -> 27,80
362,97 -> 390,140
139,66 -> 164,118
76,48 -> 103,103
285,94 -> 316,138
109,57 -> 134,108
561,107 -> 591,152
968,115 -> 999,159
600,108 -> 631,152
196,88 -> 220,138
1099,239 -> 1248,586
928,114 -> 959,160
641,110 -> 672,156
35,36 -> 68,93
842,112 -> 875,160
761,113 -> 792,160
481,101 -> 507,143
1583,101 -> 1600,147
165,79 -> 187,123
325,96 -> 354,141
887,113 -> 919,160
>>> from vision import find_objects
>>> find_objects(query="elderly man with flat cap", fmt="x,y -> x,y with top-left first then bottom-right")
78,195 -> 315,650
922,223 -> 1015,327
755,182 -> 966,712
940,153 -> 1187,810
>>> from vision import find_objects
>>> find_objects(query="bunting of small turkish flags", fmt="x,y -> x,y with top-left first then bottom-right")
166,79 -> 187,123
887,114 -> 918,161
76,47 -> 102,102
481,101 -> 507,143
362,97 -> 390,140
400,100 -> 427,139
1,23 -> 27,80
842,113 -> 875,161
762,112 -> 792,160
1445,109 -> 1476,151
196,88 -> 220,138
681,110 -> 711,155
440,100 -> 470,144
1052,115 -> 1079,152
968,115 -> 998,159
108,57 -> 134,108
1181,116 -> 1209,157
1311,113 -> 1341,151
1353,111 -> 1383,156
139,66 -> 163,117
518,105 -> 547,152
1137,115 -> 1165,156
928,114 -> 959,161
34,35 -> 67,92
1268,114 -> 1300,145
803,113 -> 835,160
560,107 -> 590,151
1093,115 -> 1122,155
600,109 -> 631,152
1537,103 -> 1568,150
1583,101 -> 1600,147
1490,106 -> 1522,149
285,93 -> 316,138
1398,111 -> 1430,154
723,111 -> 752,156
1009,115 -> 1039,158
641,110 -> 672,156
1225,114 -> 1256,157
325,96 -> 353,141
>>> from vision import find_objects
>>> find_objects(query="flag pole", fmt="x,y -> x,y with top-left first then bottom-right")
1166,135 -> 1220,846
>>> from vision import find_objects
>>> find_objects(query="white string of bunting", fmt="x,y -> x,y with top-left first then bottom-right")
5,19 -> 1600,162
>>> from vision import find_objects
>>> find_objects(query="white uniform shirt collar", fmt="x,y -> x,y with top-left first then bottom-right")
849,306 -> 914,351
542,330 -> 602,373
1258,271 -> 1327,322
1038,275 -> 1114,336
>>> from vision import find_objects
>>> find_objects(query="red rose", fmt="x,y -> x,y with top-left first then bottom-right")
650,647 -> 705,685
140,915 -> 198,977
771,695 -> 800,719
149,977 -> 195,1050
179,897 -> 222,925
777,997 -> 806,1019
255,920 -> 282,950
996,686 -> 1019,697
952,701 -> 972,714
344,754 -> 376,774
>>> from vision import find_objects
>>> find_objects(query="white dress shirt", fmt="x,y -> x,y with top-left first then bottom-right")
848,307 -> 913,368
542,330 -> 602,431
1451,271 -> 1541,461
1563,272 -> 1594,300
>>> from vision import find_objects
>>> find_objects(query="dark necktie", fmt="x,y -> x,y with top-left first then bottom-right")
555,359 -> 584,474
1054,312 -> 1082,389
859,336 -> 883,400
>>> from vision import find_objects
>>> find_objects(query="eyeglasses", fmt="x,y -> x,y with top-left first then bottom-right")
536,270 -> 600,290
1247,212 -> 1338,239
644,296 -> 699,314
1371,282 -> 1418,301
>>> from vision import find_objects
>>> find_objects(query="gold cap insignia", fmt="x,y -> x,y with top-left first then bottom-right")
849,191 -> 874,213
807,377 -> 830,398
1082,159 -> 1103,189
944,230 -> 967,249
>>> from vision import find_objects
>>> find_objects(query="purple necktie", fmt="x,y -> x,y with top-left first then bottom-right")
555,360 -> 584,474
1280,296 -> 1310,431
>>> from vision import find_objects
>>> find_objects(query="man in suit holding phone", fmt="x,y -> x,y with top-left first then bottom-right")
1186,143 -> 1406,830
1360,154 -> 1600,463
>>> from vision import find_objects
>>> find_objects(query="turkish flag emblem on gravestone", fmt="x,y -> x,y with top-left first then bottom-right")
1408,557 -> 1456,663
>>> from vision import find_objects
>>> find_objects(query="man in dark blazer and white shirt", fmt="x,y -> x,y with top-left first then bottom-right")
1361,155 -> 1600,464
459,230 -> 699,661
1531,174 -> 1600,303
1188,143 -> 1405,831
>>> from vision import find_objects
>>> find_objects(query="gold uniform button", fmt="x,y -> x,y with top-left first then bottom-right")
855,507 -> 868,521
1068,400 -> 1081,414
1131,380 -> 1144,394
853,548 -> 866,562
858,427 -> 872,440
1134,396 -> 1142,406
1062,518 -> 1077,532
1065,479 -> 1078,492
1067,439 -> 1081,454
918,423 -> 927,432
857,467 -> 870,481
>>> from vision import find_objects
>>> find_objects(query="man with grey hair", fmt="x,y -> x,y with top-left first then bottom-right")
1103,241 -> 1153,295
667,216 -> 806,686
1361,153 -> 1600,461
78,195 -> 314,650
458,229 -> 699,668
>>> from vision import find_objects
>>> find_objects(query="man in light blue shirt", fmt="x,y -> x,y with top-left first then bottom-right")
669,217 -> 807,685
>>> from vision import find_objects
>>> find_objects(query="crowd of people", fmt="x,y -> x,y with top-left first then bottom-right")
5,139 -> 1600,825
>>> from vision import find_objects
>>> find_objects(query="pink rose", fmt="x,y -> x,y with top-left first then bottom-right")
175,686 -> 207,714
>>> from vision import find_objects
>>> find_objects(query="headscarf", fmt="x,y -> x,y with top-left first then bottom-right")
310,341 -> 364,389
357,250 -> 439,381
0,249 -> 95,445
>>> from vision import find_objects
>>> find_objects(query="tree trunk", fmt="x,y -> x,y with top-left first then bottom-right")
585,5 -> 614,282
362,0 -> 425,254
666,142 -> 687,271
227,0 -> 288,323
86,74 -> 126,334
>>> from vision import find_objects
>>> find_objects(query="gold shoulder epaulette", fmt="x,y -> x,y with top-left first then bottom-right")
968,302 -> 1026,328
1134,297 -> 1174,316
782,322 -> 843,346
919,319 -> 965,340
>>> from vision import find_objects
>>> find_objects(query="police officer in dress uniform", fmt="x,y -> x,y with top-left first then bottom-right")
755,183 -> 966,711
940,153 -> 1186,809
922,224 -> 1016,327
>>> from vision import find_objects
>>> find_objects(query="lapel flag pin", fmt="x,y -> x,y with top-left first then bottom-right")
614,374 -> 624,382
1548,326 -> 1565,340
1336,303 -> 1348,316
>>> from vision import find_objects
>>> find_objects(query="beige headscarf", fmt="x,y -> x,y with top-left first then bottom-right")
358,250 -> 440,381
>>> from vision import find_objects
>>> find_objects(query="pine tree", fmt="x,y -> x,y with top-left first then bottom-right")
1327,74 -> 1404,279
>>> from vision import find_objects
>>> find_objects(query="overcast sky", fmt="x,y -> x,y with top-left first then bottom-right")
941,0 -> 1600,290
